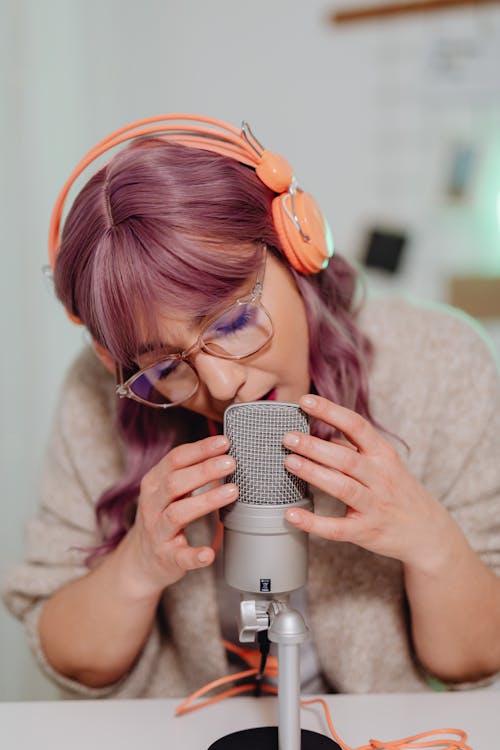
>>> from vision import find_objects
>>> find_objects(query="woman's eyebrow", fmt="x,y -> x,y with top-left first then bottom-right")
135,295 -> 246,358
136,318 -> 205,357
136,342 -> 170,357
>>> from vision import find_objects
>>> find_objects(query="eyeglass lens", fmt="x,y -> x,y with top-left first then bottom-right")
129,301 -> 272,406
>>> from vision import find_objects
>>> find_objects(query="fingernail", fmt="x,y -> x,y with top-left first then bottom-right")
198,550 -> 212,563
283,432 -> 300,448
217,456 -> 235,470
286,509 -> 302,524
301,395 -> 316,408
219,483 -> 237,499
213,436 -> 229,449
285,455 -> 302,470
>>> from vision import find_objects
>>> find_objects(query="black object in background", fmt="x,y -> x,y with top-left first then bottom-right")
362,228 -> 407,273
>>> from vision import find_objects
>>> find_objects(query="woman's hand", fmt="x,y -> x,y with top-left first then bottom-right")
39,435 -> 237,687
124,435 -> 237,597
283,395 -> 458,572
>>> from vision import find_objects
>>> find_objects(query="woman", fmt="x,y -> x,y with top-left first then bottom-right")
3,115 -> 500,698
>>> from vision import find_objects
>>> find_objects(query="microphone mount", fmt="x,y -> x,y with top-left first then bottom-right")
209,595 -> 339,749
239,595 -> 310,750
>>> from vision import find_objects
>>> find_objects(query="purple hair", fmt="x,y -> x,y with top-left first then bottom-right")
54,139 -> 374,558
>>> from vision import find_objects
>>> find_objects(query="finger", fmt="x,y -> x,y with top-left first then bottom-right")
162,482 -> 238,536
299,395 -> 382,455
165,435 -> 231,471
329,437 -> 358,451
282,432 -> 371,487
141,435 -> 231,504
141,452 -> 236,511
285,454 -> 369,512
163,453 -> 236,506
173,540 -> 216,571
285,507 -> 359,543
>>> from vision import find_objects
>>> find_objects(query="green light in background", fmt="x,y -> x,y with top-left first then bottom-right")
474,132 -> 500,274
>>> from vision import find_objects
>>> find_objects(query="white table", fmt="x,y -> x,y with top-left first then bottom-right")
0,690 -> 498,749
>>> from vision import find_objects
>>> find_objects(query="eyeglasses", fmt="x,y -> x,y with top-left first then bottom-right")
116,248 -> 273,409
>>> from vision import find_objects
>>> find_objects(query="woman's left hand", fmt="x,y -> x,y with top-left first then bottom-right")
283,395 -> 457,571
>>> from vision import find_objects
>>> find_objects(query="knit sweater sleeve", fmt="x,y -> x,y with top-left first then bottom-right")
359,298 -> 500,690
364,298 -> 500,574
420,310 -> 500,576
409,307 -> 500,688
1,348 -> 164,698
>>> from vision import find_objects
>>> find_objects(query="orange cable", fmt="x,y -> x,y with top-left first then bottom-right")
175,639 -> 279,717
222,639 -> 278,675
301,698 -> 472,749
175,669 -> 278,716
175,645 -> 472,749
196,423 -> 471,748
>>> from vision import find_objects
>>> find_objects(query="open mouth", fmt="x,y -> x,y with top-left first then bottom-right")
260,388 -> 277,401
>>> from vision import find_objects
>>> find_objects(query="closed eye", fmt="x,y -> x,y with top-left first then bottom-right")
144,358 -> 181,382
207,304 -> 257,338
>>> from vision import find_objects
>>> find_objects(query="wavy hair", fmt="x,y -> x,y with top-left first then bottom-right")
54,139 -> 373,557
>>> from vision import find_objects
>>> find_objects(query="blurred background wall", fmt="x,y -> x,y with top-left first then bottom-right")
1,0 -> 500,700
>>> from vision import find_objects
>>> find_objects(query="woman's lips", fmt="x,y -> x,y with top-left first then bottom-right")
260,388 -> 276,401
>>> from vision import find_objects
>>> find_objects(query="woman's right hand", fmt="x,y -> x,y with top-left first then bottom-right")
38,435 -> 236,687
123,435 -> 237,597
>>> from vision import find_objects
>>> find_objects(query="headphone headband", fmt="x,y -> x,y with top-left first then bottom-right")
48,114 -> 264,268
48,113 -> 333,277
48,113 -> 334,372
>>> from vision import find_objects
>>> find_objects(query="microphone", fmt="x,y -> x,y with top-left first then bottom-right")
211,402 -> 340,750
222,401 -> 312,596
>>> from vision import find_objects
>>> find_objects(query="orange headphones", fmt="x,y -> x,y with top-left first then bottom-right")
48,114 -> 334,369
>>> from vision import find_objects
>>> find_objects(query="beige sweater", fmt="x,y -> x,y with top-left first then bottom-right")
3,296 -> 500,698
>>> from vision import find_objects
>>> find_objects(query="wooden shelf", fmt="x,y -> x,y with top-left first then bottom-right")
448,275 -> 500,319
331,0 -> 500,24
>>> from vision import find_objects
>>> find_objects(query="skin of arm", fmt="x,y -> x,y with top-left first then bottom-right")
283,394 -> 500,684
39,435 -> 237,688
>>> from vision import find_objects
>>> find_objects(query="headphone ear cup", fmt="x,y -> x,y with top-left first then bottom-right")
271,192 -> 332,274
256,150 -> 294,193
271,196 -> 307,273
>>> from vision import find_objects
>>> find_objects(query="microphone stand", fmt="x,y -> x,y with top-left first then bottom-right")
208,596 -> 340,750
267,599 -> 309,750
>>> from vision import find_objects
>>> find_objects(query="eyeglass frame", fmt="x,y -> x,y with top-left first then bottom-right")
115,245 -> 273,409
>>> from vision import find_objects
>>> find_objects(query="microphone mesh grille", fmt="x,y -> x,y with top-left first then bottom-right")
224,402 -> 309,505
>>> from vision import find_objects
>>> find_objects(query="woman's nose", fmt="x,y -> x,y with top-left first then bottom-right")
193,352 -> 247,402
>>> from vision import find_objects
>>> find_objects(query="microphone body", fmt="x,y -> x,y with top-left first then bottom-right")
222,401 -> 312,596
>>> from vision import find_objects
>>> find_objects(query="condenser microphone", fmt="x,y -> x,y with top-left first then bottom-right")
222,401 -> 312,596
212,402 -> 341,750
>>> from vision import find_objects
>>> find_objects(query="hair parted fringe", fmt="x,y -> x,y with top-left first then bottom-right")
54,139 -> 375,562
